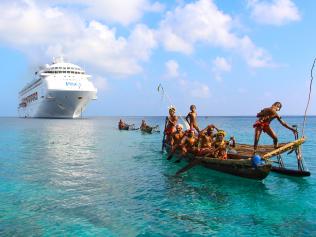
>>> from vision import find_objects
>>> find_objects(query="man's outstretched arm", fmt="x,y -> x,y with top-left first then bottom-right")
276,115 -> 297,134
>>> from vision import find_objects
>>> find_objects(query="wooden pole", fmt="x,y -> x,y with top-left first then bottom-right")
262,137 -> 305,160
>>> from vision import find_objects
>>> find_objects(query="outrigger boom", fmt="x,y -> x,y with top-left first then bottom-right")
262,137 -> 305,160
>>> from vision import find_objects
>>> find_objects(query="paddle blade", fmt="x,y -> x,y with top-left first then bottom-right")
167,154 -> 173,160
176,159 -> 201,176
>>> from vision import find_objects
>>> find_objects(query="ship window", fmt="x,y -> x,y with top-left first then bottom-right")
67,71 -> 70,73
63,71 -> 66,73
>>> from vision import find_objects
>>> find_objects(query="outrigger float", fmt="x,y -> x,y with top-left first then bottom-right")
162,119 -> 310,180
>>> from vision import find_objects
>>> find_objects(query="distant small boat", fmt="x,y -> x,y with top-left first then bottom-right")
119,124 -> 136,131
140,125 -> 159,134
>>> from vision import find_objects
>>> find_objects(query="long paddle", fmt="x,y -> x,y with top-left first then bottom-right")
161,116 -> 168,152
175,158 -> 202,176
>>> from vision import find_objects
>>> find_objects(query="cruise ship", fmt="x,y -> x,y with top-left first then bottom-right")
18,57 -> 97,118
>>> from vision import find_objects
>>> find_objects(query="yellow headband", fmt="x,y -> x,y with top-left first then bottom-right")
216,130 -> 226,137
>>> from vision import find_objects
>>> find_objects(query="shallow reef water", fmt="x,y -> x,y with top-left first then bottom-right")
0,116 -> 315,236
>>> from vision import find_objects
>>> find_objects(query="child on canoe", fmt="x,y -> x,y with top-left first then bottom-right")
186,105 -> 200,133
253,102 -> 297,152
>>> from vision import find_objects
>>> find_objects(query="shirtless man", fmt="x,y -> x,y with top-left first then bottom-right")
253,102 -> 297,152
165,107 -> 178,142
186,105 -> 200,133
200,124 -> 218,137
179,130 -> 198,156
197,132 -> 214,156
167,124 -> 185,160
118,119 -> 127,130
140,120 -> 147,130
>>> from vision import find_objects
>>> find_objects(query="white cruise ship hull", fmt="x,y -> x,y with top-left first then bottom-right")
18,58 -> 97,118
19,90 -> 97,118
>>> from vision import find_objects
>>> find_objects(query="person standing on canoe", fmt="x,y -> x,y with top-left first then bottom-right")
165,106 -> 178,142
253,102 -> 297,152
186,105 -> 200,133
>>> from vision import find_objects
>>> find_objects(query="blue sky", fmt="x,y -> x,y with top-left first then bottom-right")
0,0 -> 315,116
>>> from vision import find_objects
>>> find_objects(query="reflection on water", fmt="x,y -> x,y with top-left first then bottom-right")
0,117 -> 315,236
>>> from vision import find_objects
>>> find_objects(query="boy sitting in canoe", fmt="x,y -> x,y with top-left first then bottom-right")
186,105 -> 200,133
199,124 -> 218,138
168,124 -> 185,159
165,106 -> 178,142
180,130 -> 199,156
197,132 -> 214,156
253,102 -> 297,152
118,119 -> 127,130
140,120 -> 151,131
196,125 -> 218,156
212,130 -> 236,160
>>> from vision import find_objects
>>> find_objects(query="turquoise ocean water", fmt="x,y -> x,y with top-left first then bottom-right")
0,116 -> 315,236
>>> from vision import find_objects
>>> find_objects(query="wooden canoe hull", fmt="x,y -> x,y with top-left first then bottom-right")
165,145 -> 271,180
199,159 -> 271,180
119,126 -> 129,130
271,167 -> 311,177
141,127 -> 153,133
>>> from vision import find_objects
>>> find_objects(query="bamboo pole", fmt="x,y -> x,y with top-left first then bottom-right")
262,137 -> 305,160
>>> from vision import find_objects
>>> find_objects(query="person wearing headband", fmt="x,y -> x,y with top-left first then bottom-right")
165,106 -> 178,142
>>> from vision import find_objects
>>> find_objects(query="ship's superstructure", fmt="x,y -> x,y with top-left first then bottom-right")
18,57 -> 97,118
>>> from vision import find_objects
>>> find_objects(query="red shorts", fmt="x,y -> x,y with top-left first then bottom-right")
253,120 -> 270,133
165,126 -> 175,136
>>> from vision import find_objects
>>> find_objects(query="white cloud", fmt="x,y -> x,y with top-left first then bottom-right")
94,76 -> 109,91
40,0 -> 164,26
162,59 -> 210,98
237,36 -> 273,68
0,0 -> 157,76
165,60 -> 180,78
157,0 -> 273,68
212,56 -> 231,81
190,82 -> 211,98
213,57 -> 231,72
248,0 -> 301,26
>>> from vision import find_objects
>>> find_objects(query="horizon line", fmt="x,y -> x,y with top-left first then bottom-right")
1,115 -> 316,118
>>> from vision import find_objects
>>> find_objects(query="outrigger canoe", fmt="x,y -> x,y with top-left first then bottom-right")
163,137 -> 308,180
141,125 -> 159,134
119,125 -> 129,130
119,124 -> 137,131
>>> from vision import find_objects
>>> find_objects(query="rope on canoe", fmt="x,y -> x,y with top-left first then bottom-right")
301,57 -> 316,137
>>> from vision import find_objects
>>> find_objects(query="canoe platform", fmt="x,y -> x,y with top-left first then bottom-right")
164,137 -> 309,180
